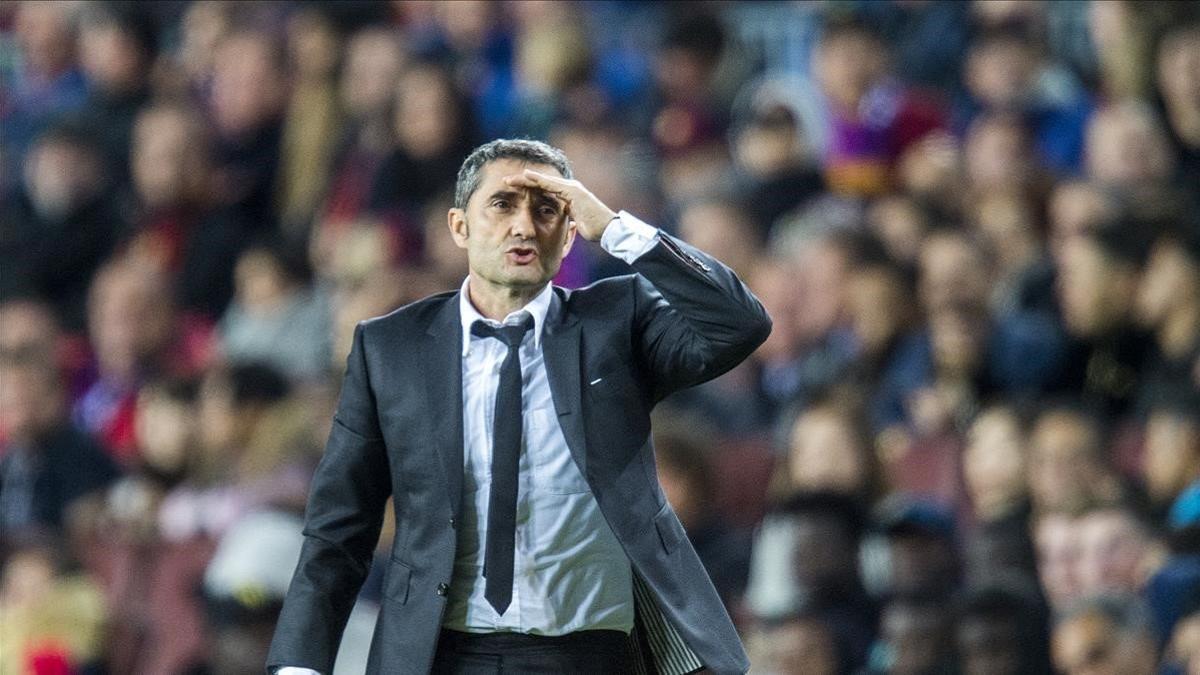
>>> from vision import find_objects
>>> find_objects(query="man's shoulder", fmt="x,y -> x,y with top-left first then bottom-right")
358,290 -> 458,336
556,273 -> 640,316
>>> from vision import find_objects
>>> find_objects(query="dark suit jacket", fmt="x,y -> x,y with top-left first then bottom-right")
266,232 -> 771,674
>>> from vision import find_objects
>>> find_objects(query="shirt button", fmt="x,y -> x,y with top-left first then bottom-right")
437,583 -> 449,596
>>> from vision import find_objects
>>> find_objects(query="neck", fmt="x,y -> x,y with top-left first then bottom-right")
467,273 -> 544,321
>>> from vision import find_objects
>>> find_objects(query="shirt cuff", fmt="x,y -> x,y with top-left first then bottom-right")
276,668 -> 322,675
600,210 -> 660,264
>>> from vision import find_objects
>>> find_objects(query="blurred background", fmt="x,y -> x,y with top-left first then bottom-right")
1,0 -> 1199,673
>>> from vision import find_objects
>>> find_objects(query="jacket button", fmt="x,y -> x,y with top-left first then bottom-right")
449,517 -> 456,528
437,583 -> 449,596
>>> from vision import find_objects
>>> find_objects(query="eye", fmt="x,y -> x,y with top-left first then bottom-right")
537,204 -> 560,218
491,198 -> 511,210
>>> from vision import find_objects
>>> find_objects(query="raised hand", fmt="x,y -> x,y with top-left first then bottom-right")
504,169 -> 617,242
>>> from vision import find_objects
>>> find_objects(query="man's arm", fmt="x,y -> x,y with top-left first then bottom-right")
506,169 -> 771,401
266,322 -> 392,675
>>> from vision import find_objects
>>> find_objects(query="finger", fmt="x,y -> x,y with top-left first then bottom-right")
509,169 -> 574,194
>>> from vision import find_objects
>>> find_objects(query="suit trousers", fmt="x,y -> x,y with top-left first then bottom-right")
430,628 -> 636,674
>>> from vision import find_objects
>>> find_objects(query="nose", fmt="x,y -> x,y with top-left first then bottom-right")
510,201 -> 536,239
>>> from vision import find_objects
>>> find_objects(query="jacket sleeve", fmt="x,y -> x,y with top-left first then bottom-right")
266,322 -> 392,674
627,229 -> 772,402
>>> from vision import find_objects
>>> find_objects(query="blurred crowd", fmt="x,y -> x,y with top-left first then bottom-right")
1,1 -> 1199,673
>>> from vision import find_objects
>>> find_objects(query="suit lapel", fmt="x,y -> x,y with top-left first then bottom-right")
542,288 -> 588,479
424,296 -> 465,518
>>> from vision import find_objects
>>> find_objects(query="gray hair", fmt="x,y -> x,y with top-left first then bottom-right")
453,139 -> 573,210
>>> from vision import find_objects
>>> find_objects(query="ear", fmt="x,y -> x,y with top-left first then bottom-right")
561,218 -> 577,258
448,208 -> 469,250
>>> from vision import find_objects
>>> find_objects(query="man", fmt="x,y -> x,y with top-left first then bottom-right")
267,139 -> 770,674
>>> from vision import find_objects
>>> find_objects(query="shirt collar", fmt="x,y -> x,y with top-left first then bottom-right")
458,276 -> 553,356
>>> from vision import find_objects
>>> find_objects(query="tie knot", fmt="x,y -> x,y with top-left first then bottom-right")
471,313 -> 534,349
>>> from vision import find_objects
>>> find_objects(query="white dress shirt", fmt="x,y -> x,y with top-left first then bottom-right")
277,212 -> 658,675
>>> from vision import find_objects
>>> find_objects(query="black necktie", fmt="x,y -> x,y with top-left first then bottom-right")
470,313 -> 534,615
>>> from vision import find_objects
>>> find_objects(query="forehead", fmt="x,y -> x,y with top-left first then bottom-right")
474,158 -> 564,195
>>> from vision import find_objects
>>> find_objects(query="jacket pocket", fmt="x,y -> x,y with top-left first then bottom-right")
385,557 -> 413,604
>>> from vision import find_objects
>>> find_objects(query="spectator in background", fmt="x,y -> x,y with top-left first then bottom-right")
218,241 -> 329,381
1075,504 -> 1161,598
208,30 -> 289,231
1028,404 -> 1122,514
745,614 -> 841,675
1034,510 -> 1086,614
876,498 -> 960,601
963,404 -> 1038,583
1156,22 -> 1200,185
814,15 -> 945,198
1142,396 -> 1200,516
957,25 -> 1092,174
1,124 -> 127,332
277,6 -> 343,241
1084,100 -> 1177,189
1,1 -> 88,190
867,597 -> 955,675
653,421 -> 751,607
0,534 -> 107,675
124,102 -> 250,321
73,1 -> 157,190
1136,225 -> 1200,401
776,392 -> 877,503
1052,596 -> 1158,675
75,262 -> 188,464
953,581 -> 1053,675
0,352 -> 119,535
1057,221 -> 1158,417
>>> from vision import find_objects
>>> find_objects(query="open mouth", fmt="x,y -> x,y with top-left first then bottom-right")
506,246 -> 538,265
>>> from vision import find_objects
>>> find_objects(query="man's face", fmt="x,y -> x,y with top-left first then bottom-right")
449,159 -> 575,293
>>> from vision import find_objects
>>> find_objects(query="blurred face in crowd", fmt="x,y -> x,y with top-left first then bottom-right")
971,190 -> 1040,273
1157,26 -> 1200,123
211,32 -> 287,136
866,195 -> 928,265
1057,237 -> 1138,338
1085,103 -> 1175,186
735,108 -> 805,178
1076,508 -> 1150,596
956,613 -> 1022,675
1034,512 -> 1084,611
965,36 -> 1036,109
179,1 -> 230,84
78,14 -> 146,93
15,1 -> 75,75
132,106 -> 211,208
1143,409 -> 1200,506
794,237 -> 850,343
1052,609 -> 1157,675
964,116 -> 1034,192
135,385 -> 194,478
881,602 -> 951,675
22,135 -> 103,222
448,159 -> 575,295
887,531 -> 958,598
1028,410 -> 1106,512
0,360 -> 65,444
965,407 -> 1027,520
846,266 -> 910,358
752,618 -> 838,675
286,9 -> 339,82
1048,181 -> 1117,264
790,512 -> 858,594
919,233 -> 990,314
0,300 -> 60,360
88,263 -> 174,383
395,65 -> 461,160
341,28 -> 404,119
678,200 -> 759,280
1136,239 -> 1200,332
787,406 -> 870,496
748,258 -> 802,362
815,28 -> 887,114
929,305 -> 988,378
1167,612 -> 1200,675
